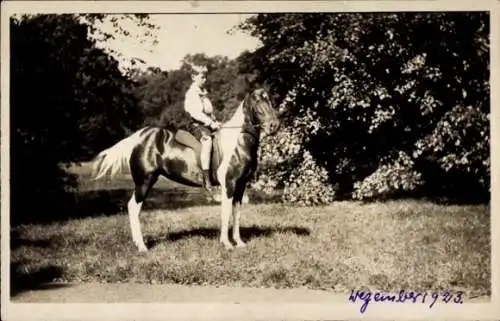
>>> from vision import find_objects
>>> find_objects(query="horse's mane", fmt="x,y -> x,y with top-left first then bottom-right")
217,89 -> 254,123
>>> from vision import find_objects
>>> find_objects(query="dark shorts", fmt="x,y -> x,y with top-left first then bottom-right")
188,122 -> 212,141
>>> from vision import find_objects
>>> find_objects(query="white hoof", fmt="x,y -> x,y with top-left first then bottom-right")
212,193 -> 222,203
136,243 -> 148,252
235,241 -> 247,248
220,240 -> 234,250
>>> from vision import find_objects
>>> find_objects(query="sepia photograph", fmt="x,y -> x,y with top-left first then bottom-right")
1,1 -> 499,320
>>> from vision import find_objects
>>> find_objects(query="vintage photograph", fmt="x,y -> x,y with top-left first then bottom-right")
2,1 -> 498,320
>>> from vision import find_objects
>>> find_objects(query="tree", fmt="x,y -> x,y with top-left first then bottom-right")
10,14 -> 155,224
239,12 -> 489,204
132,52 -> 258,130
80,14 -> 159,73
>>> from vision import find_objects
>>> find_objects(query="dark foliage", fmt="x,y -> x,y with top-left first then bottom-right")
239,12 -> 490,204
10,14 -> 144,224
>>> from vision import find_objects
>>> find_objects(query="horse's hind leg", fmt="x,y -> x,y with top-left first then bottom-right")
128,172 -> 158,252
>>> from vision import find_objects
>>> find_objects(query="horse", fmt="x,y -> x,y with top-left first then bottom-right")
91,87 -> 281,251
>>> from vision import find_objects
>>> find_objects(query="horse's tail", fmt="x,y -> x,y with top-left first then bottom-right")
91,127 -> 151,180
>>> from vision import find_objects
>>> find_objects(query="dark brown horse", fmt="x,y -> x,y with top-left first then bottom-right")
92,88 -> 280,251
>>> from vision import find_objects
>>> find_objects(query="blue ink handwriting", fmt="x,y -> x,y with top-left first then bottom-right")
348,289 -> 464,313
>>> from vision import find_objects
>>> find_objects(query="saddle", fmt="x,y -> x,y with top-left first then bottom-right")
174,129 -> 222,185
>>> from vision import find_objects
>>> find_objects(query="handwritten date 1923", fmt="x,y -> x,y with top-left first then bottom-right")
348,289 -> 465,313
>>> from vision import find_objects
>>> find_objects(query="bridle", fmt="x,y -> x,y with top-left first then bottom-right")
218,124 -> 261,129
212,124 -> 262,141
210,90 -> 275,139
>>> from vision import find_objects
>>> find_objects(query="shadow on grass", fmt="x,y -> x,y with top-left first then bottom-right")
12,187 -> 216,225
10,262 -> 69,297
12,184 -> 282,226
75,188 -> 216,213
145,225 -> 310,249
10,230 -> 53,250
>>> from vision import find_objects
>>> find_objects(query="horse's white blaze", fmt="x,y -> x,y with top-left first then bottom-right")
92,127 -> 152,180
128,195 -> 147,252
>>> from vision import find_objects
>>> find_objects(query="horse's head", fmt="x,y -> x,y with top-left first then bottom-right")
244,88 -> 281,137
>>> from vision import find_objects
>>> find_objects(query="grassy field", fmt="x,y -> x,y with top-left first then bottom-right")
10,163 -> 491,298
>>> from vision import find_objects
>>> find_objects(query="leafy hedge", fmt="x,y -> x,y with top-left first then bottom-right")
239,12 -> 489,204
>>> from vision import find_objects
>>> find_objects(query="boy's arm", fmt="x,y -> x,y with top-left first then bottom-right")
184,90 -> 214,126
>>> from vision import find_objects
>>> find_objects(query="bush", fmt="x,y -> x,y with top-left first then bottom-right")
10,14 -> 145,224
239,12 -> 489,203
352,151 -> 423,200
282,151 -> 337,205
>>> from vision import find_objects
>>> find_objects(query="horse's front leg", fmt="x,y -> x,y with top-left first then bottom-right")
232,202 -> 246,248
219,195 -> 234,249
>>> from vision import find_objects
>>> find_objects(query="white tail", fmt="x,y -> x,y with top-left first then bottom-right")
92,127 -> 150,180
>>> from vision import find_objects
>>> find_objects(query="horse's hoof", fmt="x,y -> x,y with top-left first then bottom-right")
137,244 -> 148,252
235,241 -> 247,248
220,240 -> 234,250
212,194 -> 222,203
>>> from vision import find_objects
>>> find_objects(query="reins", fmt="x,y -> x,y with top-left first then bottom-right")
219,124 -> 261,129
211,124 -> 261,140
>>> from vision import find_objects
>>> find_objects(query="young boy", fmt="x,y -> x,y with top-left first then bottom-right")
184,64 -> 221,190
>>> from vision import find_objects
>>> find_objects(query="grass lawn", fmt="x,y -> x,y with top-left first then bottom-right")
11,196 -> 490,297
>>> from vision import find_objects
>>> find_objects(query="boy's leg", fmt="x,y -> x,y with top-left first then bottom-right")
199,127 -> 213,189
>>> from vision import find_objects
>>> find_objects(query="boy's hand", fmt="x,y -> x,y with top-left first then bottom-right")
210,121 -> 221,130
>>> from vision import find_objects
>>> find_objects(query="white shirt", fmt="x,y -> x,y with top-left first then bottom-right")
184,83 -> 214,126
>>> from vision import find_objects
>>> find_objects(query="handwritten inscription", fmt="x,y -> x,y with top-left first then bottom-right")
348,289 -> 464,313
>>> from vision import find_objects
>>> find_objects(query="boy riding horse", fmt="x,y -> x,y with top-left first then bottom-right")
184,64 -> 221,190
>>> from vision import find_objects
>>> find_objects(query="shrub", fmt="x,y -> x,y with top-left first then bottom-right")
282,151 -> 337,205
352,151 -> 423,200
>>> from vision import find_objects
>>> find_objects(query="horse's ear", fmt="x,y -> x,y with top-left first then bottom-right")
247,82 -> 259,92
252,81 -> 269,91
